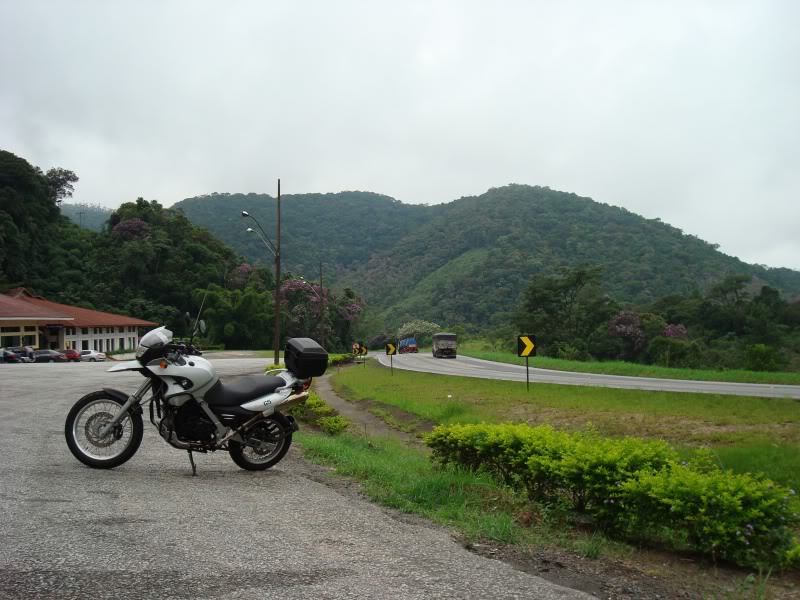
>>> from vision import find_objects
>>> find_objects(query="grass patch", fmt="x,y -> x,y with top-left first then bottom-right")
713,442 -> 800,493
459,341 -> 800,385
332,360 -> 800,489
295,430 -> 624,554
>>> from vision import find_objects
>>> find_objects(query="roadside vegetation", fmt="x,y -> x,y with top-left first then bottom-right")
292,361 -> 800,594
458,341 -> 800,385
295,431 -> 625,553
332,361 -> 800,495
287,390 -> 351,435
294,428 -> 799,596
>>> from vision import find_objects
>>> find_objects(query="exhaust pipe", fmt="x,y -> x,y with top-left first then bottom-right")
216,391 -> 310,448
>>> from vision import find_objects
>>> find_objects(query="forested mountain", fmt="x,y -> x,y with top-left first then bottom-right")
0,150 -> 365,351
175,186 -> 800,331
61,202 -> 113,231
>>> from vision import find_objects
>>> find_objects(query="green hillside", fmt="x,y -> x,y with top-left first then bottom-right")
174,185 -> 800,331
61,202 -> 113,231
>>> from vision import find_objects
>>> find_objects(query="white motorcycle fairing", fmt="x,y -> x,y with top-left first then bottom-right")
107,360 -> 146,372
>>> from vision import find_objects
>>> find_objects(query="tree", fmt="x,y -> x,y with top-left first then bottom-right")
608,311 -> 646,360
397,319 -> 441,346
516,266 -> 616,355
45,168 -> 78,204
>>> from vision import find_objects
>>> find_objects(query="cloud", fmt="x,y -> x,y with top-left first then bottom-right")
1,0 -> 798,269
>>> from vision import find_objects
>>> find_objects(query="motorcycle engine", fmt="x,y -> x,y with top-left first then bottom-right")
168,402 -> 216,444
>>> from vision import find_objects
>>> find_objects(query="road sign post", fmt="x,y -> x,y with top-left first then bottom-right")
386,342 -> 397,376
517,335 -> 537,391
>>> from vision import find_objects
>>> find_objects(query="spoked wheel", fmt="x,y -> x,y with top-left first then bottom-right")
65,391 -> 143,469
229,414 -> 292,471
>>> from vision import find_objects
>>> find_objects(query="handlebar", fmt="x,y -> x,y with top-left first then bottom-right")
165,342 -> 203,357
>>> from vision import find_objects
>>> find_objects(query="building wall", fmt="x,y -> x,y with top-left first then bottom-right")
62,325 -> 145,353
0,321 -> 40,348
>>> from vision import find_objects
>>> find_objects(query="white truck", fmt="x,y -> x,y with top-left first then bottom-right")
432,333 -> 457,359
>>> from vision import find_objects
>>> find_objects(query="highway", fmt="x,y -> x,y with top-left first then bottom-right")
375,352 -> 800,399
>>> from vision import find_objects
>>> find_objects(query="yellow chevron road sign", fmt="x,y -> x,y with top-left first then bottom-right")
517,335 -> 537,357
386,343 -> 397,356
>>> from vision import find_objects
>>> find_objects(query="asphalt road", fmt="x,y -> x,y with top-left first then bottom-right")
375,353 -> 800,399
0,360 -> 593,600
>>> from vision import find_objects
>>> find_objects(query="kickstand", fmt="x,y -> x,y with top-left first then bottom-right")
187,449 -> 197,477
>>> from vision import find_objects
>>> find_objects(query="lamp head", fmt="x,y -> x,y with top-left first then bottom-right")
246,227 -> 254,233
241,211 -> 249,218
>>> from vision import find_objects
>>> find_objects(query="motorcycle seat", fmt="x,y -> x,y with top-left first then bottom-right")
205,375 -> 286,407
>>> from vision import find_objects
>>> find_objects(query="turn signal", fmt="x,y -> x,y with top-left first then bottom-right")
159,360 -> 167,369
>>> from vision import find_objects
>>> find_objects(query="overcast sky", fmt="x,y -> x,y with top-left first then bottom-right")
2,1 -> 798,269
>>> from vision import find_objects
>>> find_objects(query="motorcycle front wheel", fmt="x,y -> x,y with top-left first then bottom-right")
65,391 -> 143,469
228,414 -> 292,471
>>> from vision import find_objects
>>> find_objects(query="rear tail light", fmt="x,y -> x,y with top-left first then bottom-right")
302,378 -> 312,391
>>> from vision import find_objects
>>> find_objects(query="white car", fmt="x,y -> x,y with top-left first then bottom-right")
80,350 -> 107,362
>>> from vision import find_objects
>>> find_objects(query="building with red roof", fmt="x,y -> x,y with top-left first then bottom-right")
3,289 -> 157,352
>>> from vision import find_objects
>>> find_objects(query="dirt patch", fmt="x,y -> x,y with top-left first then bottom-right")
314,373 -> 430,448
466,539 -> 800,599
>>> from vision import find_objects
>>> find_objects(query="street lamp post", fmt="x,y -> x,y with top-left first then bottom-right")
241,179 -> 281,365
299,266 -> 325,349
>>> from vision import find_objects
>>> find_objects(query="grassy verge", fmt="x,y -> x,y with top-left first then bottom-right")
458,341 -> 800,385
332,361 -> 800,491
295,430 -> 624,555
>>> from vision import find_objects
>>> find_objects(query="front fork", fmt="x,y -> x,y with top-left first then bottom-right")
97,379 -> 152,437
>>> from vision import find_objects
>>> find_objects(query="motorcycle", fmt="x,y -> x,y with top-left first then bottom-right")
64,324 -> 328,475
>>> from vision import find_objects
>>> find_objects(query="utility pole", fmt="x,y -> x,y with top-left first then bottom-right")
273,180 -> 281,366
77,211 -> 84,228
319,259 -> 325,349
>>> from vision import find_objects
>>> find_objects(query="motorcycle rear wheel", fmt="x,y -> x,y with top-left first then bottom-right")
228,414 -> 292,471
65,392 -> 143,469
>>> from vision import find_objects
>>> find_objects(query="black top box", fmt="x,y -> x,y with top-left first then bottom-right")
285,338 -> 328,378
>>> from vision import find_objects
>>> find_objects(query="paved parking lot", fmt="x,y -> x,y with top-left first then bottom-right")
0,361 -> 592,599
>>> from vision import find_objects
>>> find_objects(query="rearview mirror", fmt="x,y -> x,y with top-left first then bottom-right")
198,320 -> 207,335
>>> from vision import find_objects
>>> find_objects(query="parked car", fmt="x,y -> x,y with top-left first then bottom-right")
6,346 -> 34,362
33,349 -> 68,363
58,349 -> 81,362
80,349 -> 107,362
1,349 -> 23,364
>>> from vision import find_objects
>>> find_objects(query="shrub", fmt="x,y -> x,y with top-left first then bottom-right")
623,464 -> 800,568
285,391 -> 349,435
745,344 -> 785,372
285,392 -> 333,421
317,415 -> 350,435
645,337 -> 702,368
328,353 -> 354,367
531,432 -> 677,523
426,423 -> 573,495
425,422 -> 800,568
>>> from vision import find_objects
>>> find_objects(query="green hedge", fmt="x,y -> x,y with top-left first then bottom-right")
285,391 -> 349,435
425,423 -> 800,568
328,353 -> 354,367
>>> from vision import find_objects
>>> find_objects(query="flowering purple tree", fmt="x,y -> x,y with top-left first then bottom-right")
340,302 -> 363,322
112,218 -> 149,240
663,324 -> 688,338
228,263 -> 254,289
608,311 -> 646,359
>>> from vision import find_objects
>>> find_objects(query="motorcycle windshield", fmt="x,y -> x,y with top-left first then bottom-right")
136,326 -> 173,358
